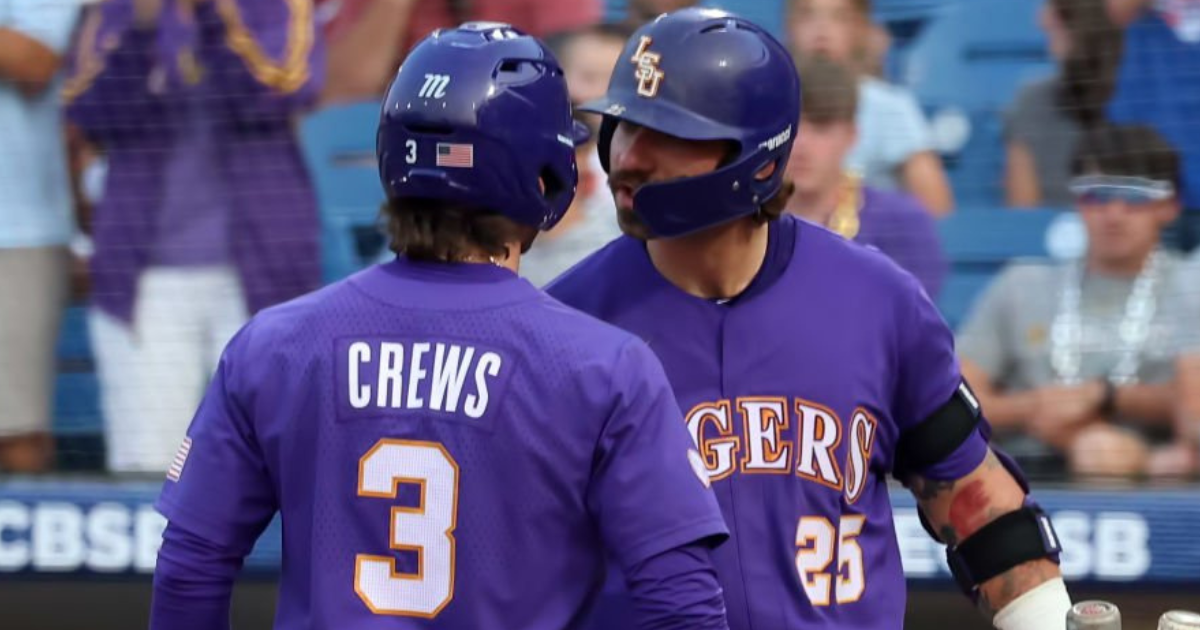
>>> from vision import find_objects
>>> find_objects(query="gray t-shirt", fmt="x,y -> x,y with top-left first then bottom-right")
957,255 -> 1199,462
1004,76 -> 1081,207
958,254 -> 1200,391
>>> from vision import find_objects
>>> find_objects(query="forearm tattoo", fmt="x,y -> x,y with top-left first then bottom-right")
908,452 -> 1061,616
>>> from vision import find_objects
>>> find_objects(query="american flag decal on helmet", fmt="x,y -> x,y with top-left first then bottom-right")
166,436 -> 192,482
436,142 -> 474,168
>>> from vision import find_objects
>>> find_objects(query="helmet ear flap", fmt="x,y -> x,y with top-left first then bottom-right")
596,116 -> 619,174
539,164 -> 567,203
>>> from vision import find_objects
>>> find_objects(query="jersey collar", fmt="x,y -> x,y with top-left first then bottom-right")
349,255 -> 540,310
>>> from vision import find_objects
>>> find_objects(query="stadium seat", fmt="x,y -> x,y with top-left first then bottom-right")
872,0 -> 947,23
936,207 -> 1064,330
901,0 -> 1053,206
872,0 -> 948,57
298,101 -> 388,283
903,0 -> 1051,111
603,0 -> 625,23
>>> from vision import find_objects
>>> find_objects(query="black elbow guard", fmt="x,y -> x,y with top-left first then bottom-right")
893,381 -> 983,482
946,503 -> 1064,596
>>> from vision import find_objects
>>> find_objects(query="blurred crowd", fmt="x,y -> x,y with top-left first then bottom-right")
1,0 -> 1198,481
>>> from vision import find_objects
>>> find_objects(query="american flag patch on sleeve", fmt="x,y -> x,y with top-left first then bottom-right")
166,436 -> 192,482
436,142 -> 474,168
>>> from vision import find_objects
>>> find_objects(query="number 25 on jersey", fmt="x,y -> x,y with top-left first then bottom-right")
795,515 -> 866,606
355,440 -> 459,617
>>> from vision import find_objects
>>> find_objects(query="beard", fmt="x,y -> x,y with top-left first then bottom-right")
616,205 -> 654,240
609,170 -> 656,240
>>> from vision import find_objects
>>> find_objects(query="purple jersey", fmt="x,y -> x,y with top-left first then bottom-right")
155,258 -> 727,629
547,214 -> 988,630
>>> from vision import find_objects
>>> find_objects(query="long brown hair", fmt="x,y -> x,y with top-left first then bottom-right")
381,198 -> 532,262
1051,0 -> 1124,128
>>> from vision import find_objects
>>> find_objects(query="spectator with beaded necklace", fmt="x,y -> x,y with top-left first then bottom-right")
958,125 -> 1200,479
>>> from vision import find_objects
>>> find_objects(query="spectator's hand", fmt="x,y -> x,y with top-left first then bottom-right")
134,0 -> 163,28
1145,442 -> 1198,479
1028,382 -> 1105,448
1068,423 -> 1149,478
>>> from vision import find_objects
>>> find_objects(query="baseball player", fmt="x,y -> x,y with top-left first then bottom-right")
548,8 -> 1071,630
149,23 -> 730,630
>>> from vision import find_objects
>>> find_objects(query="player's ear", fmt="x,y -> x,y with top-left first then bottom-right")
754,160 -> 778,182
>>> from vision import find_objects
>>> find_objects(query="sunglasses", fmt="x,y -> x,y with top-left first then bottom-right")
1068,175 -> 1174,206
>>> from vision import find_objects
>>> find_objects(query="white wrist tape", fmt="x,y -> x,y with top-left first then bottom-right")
993,577 -> 1073,630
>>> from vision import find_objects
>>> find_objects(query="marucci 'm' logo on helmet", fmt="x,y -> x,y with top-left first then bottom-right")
630,36 -> 665,98
759,125 -> 793,152
418,73 -> 451,99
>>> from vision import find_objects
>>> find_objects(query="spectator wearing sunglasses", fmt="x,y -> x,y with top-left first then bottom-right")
956,124 -> 1200,479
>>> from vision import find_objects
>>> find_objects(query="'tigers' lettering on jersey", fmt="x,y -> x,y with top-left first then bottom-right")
685,398 -> 879,503
346,341 -> 504,418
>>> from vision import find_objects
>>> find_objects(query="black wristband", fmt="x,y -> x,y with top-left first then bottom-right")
1098,379 -> 1117,417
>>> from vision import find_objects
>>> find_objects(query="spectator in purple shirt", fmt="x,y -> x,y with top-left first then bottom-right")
784,57 -> 947,299
61,0 -> 324,474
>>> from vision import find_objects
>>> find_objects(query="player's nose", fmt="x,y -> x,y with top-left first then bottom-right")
611,122 -> 657,175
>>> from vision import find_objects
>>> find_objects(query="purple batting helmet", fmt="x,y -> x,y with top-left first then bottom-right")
579,8 -> 801,238
377,22 -> 590,231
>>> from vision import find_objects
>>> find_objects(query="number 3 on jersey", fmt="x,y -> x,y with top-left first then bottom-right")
356,440 -> 459,617
795,515 -> 866,606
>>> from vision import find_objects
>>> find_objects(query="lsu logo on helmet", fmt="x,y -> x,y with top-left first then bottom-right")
630,36 -> 665,98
